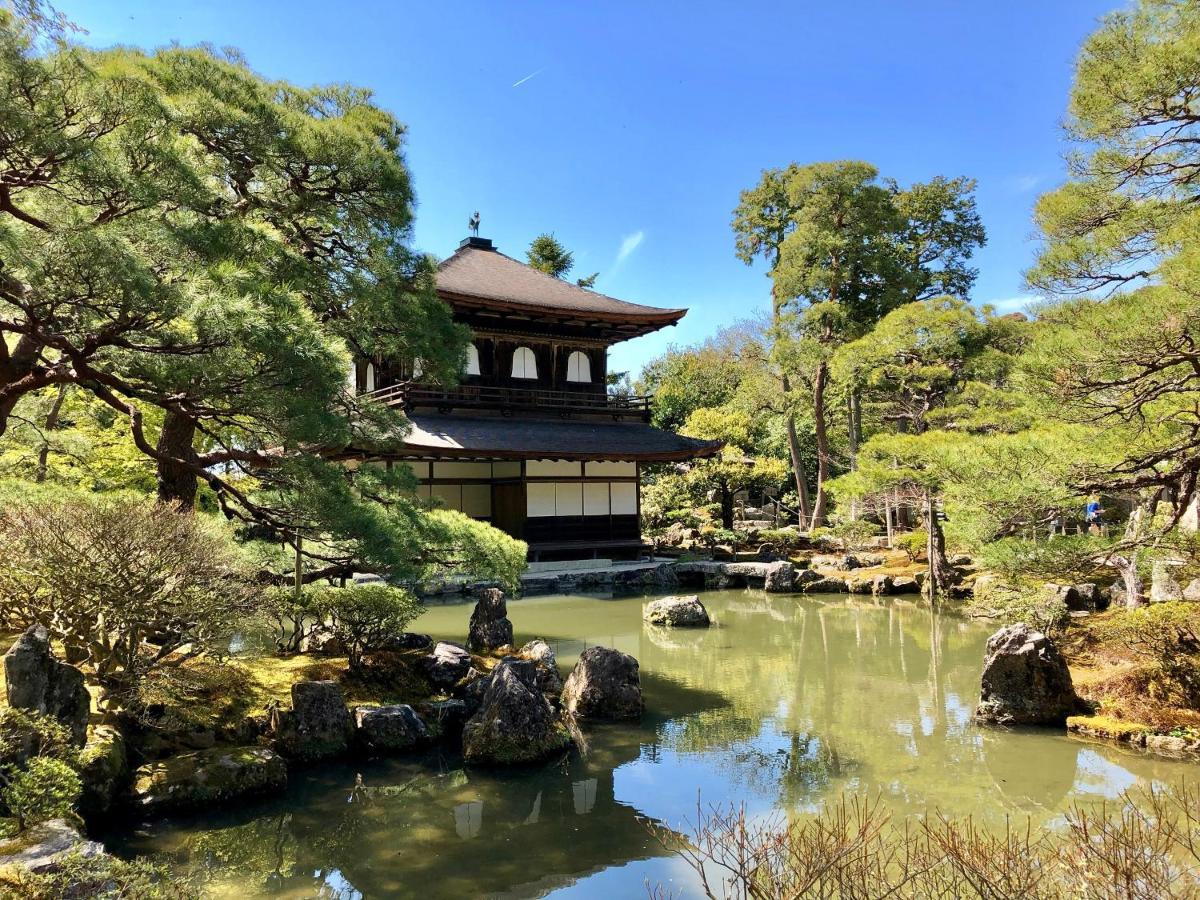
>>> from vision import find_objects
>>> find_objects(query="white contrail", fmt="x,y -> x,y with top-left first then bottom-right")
512,69 -> 543,88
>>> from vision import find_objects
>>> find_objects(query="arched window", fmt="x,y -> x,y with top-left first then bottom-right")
566,350 -> 591,383
511,346 -> 537,379
465,343 -> 481,376
365,362 -> 376,393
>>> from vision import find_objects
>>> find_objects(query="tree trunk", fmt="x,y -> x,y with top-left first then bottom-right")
34,384 -> 68,483
923,491 -> 955,603
781,376 -> 811,528
847,391 -> 861,520
1115,489 -> 1161,608
156,410 -> 199,508
720,488 -> 735,530
810,360 -> 831,528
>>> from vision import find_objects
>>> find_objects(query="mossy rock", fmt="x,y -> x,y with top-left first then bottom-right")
133,746 -> 287,814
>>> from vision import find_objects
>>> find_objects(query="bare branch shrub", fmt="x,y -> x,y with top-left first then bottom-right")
650,781 -> 1200,899
0,495 -> 258,704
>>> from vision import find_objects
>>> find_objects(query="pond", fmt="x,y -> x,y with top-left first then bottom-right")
104,589 -> 1194,898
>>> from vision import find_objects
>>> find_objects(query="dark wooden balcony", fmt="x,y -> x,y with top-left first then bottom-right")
360,382 -> 653,421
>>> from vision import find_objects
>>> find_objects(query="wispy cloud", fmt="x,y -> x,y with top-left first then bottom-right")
615,230 -> 645,266
1009,174 -> 1043,193
512,69 -> 543,88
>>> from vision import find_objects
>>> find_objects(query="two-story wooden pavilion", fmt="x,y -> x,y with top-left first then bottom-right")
344,235 -> 720,561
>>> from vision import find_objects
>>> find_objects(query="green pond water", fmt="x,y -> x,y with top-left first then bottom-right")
104,590 -> 1195,899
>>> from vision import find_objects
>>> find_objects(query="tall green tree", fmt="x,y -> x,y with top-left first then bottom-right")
526,232 -> 598,287
0,10 -> 523,584
1027,0 -> 1200,297
831,298 -> 1023,597
1019,0 -> 1200,600
733,162 -> 984,528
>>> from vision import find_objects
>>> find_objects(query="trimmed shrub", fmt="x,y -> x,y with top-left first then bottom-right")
895,529 -> 928,562
0,496 -> 259,704
810,520 -> 881,553
1,757 -> 81,831
311,585 -> 423,671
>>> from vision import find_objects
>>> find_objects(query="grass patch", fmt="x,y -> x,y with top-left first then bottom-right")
1061,608 -> 1200,732
236,649 -> 434,709
1067,714 -> 1152,741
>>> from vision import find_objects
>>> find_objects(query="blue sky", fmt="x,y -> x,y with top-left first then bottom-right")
58,0 -> 1119,377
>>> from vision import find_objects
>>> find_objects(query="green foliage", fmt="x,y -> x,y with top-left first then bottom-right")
636,323 -> 768,433
309,584 -> 423,670
972,586 -> 1071,639
1,756 -> 81,831
526,232 -> 575,279
895,529 -> 927,562
1028,0 -> 1200,296
0,709 -> 77,771
1097,603 -> 1200,708
0,494 -> 257,700
0,849 -> 196,899
975,535 -> 1116,585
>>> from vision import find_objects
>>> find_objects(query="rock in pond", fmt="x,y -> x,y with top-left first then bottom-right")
802,576 -> 850,593
0,818 -> 106,874
78,724 -> 129,818
133,746 -> 287,814
974,623 -> 1078,726
354,704 -> 428,754
3,624 -> 90,746
421,641 -> 473,689
272,680 -> 354,763
517,639 -> 563,695
416,699 -> 469,742
643,595 -> 710,627
461,659 -> 571,765
762,560 -> 796,593
468,588 -> 515,654
561,646 -> 644,721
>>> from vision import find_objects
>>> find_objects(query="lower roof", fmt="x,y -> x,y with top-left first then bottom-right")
366,414 -> 722,463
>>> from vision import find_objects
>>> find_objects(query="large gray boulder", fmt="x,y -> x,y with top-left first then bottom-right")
974,623 -> 1078,726
4,624 -> 90,746
468,588 -> 514,654
273,680 -> 354,762
643,595 -> 710,627
518,639 -> 563,695
763,560 -> 796,593
561,646 -> 644,721
1150,561 -> 1185,603
421,641 -> 473,688
461,659 -> 570,765
0,818 -> 106,874
355,704 -> 428,754
1184,579 -> 1200,603
133,746 -> 287,813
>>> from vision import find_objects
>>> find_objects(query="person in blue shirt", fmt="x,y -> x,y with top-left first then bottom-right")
1085,498 -> 1102,533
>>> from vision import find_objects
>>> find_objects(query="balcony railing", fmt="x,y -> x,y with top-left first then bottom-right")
359,382 -> 652,419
